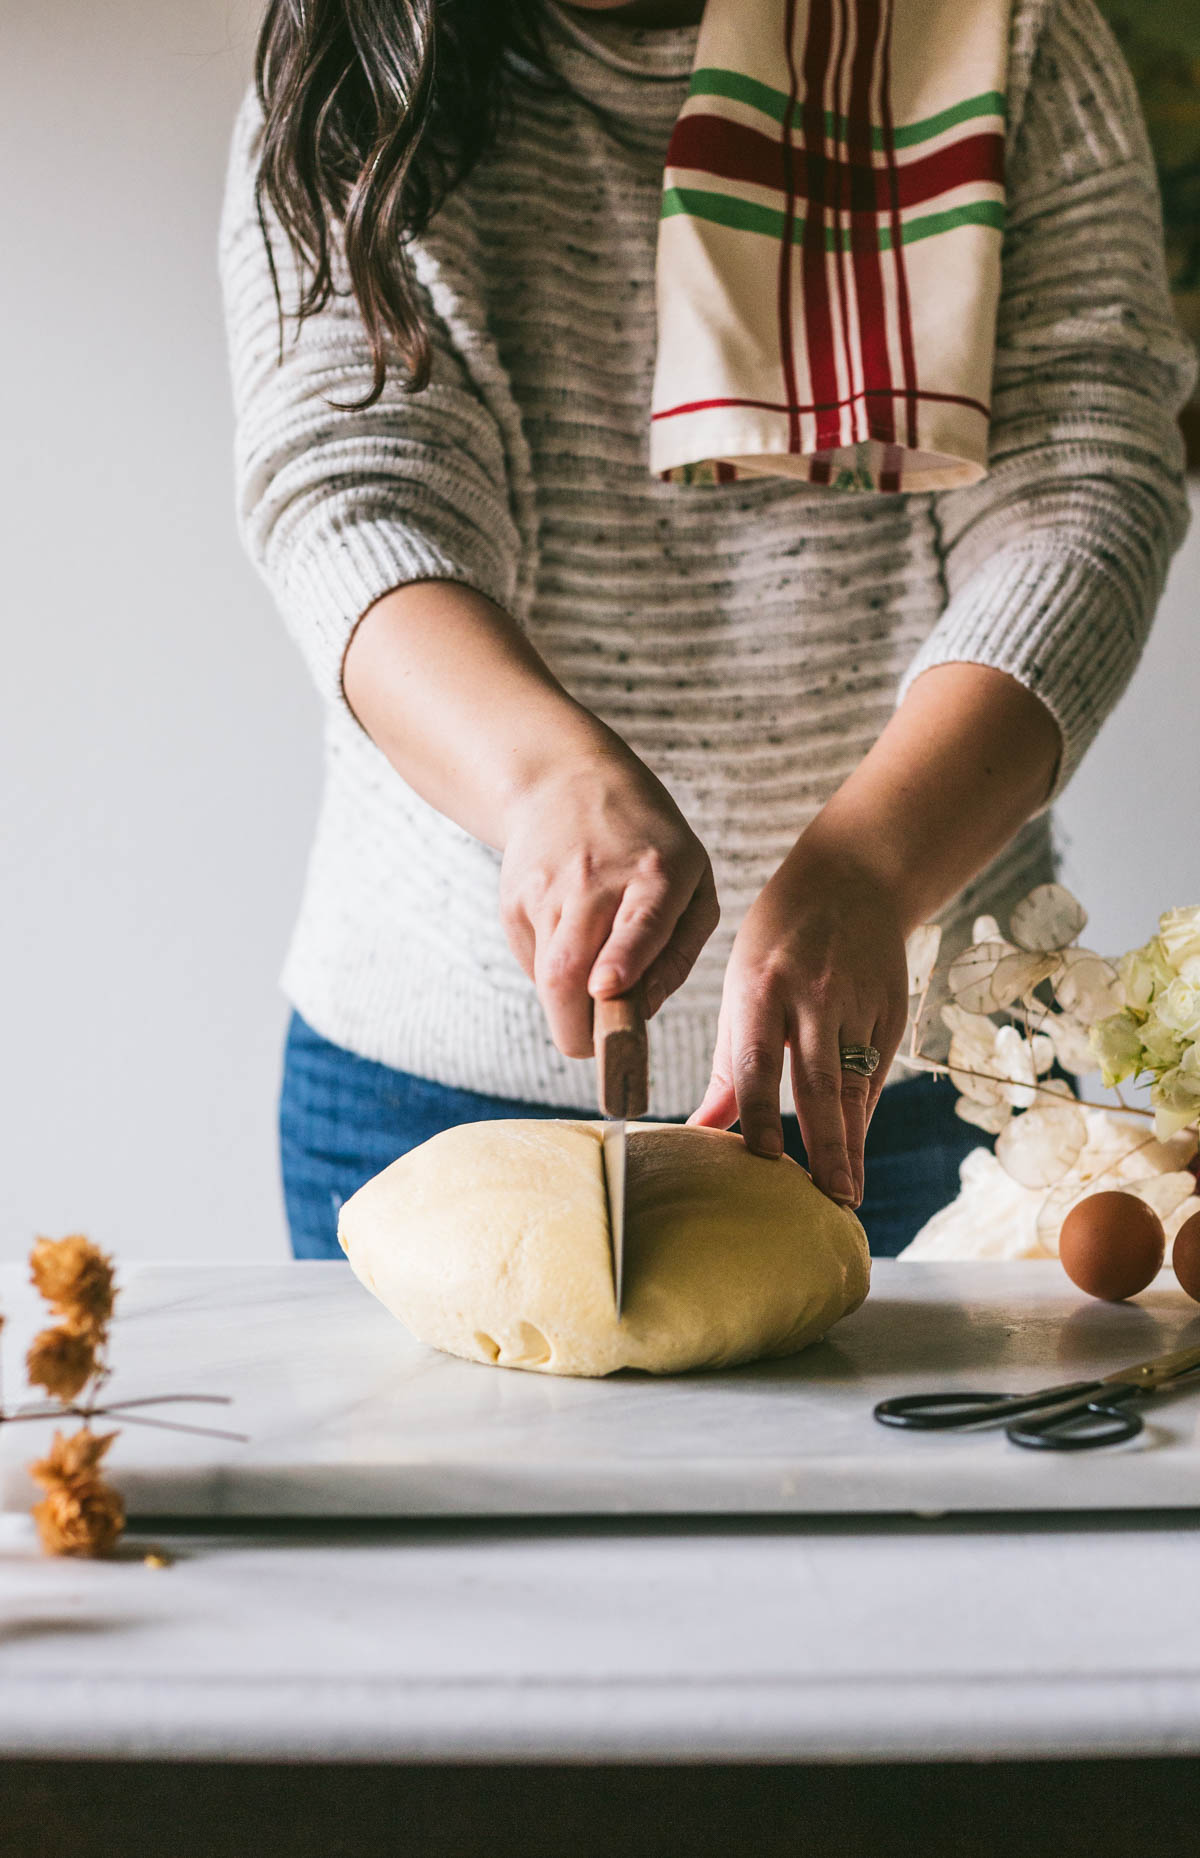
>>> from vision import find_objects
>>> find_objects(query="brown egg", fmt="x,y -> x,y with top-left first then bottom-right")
1172,1209 -> 1200,1304
1058,1191 -> 1166,1302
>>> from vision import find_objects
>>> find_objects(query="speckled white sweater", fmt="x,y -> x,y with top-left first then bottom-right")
220,0 -> 1194,1116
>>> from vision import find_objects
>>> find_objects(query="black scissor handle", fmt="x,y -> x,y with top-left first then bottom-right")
874,1382 -> 1096,1432
1006,1386 -> 1144,1452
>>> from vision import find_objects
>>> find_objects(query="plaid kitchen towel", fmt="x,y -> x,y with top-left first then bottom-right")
651,0 -> 1011,491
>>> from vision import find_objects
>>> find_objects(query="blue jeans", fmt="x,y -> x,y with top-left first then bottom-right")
279,1010 -> 988,1261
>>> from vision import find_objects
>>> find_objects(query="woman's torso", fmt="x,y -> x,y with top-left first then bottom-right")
288,3 -> 1055,1111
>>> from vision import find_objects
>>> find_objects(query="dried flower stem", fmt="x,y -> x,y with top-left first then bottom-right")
895,1048 -> 1158,1119
1,1395 -> 244,1444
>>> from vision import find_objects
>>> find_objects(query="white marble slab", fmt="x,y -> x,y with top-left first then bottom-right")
2,1507 -> 1200,1762
2,1261 -> 1199,1518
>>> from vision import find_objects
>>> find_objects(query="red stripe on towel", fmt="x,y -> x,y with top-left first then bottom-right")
878,0 -> 919,447
798,0 -> 840,451
846,0 -> 893,447
665,117 -> 1005,212
650,385 -> 992,422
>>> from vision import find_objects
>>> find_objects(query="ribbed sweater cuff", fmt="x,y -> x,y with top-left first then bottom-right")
896,542 -> 1141,810
279,518 -> 518,707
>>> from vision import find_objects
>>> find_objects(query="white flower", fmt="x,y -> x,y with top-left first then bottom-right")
1151,1063 -> 1200,1141
1089,1010 -> 1146,1087
1140,1010 -> 1186,1072
1156,974 -> 1200,1043
1157,905 -> 1200,971
1119,937 -> 1174,1012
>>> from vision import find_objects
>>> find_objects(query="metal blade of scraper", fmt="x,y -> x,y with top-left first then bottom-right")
601,1118 -> 627,1317
594,991 -> 649,1317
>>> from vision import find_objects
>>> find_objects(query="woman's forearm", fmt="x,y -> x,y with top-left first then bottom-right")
341,579 -> 611,848
340,578 -> 718,1054
787,662 -> 1063,928
690,661 -> 1062,1182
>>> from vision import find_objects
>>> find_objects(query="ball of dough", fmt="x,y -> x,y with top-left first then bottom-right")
338,1121 -> 869,1377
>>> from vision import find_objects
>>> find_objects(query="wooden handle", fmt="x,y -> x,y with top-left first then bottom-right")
594,990 -> 649,1120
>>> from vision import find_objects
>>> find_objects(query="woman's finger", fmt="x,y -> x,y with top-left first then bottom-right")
790,1015 -> 855,1204
638,865 -> 720,1017
731,996 -> 787,1158
535,893 -> 619,1058
836,1025 -> 879,1205
502,907 -> 537,983
587,858 -> 705,1001
689,1008 -> 737,1129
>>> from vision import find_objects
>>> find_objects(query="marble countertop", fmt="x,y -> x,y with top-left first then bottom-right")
4,1261 -> 1200,1519
2,1260 -> 1200,1763
3,1507 -> 1200,1764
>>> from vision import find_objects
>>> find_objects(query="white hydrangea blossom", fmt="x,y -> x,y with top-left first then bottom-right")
1090,905 -> 1200,1139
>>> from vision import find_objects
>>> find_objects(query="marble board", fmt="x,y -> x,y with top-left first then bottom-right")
1,1261 -> 1198,1518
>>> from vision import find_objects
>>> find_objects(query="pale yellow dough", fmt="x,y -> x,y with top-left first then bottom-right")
338,1120 -> 870,1377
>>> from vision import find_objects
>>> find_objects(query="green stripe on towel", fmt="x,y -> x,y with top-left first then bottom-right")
686,69 -> 1006,149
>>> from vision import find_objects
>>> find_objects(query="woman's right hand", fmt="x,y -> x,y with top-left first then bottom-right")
342,580 -> 717,1054
499,743 -> 719,1058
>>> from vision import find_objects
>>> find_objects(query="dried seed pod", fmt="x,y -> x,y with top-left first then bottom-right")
955,1096 -> 1013,1134
1053,948 -> 1124,1022
1120,1172 -> 1199,1225
948,940 -> 1012,1015
996,1099 -> 1087,1189
992,948 -> 1059,1006
947,1024 -> 1006,1105
1009,883 -> 1087,954
905,923 -> 942,997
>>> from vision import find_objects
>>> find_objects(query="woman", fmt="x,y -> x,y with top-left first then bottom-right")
220,0 -> 1194,1259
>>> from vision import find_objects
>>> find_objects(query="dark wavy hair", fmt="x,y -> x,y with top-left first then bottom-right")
253,1 -> 551,406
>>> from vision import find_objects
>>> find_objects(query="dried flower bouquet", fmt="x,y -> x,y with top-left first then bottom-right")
1,1237 -> 240,1557
900,889 -> 1200,1260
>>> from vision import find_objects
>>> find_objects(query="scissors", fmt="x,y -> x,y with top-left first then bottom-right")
873,1341 -> 1200,1452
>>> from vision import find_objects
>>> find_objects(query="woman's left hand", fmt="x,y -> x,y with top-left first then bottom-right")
689,847 -> 912,1207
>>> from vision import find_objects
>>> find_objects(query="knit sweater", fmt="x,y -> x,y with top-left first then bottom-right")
219,0 -> 1195,1117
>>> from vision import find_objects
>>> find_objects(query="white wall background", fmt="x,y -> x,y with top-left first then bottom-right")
3,2 -> 1198,1265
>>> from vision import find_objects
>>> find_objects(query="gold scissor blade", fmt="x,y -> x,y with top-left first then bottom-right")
1102,1341 -> 1200,1390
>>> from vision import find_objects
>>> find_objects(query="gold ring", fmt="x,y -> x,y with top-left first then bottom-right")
839,1043 -> 881,1078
